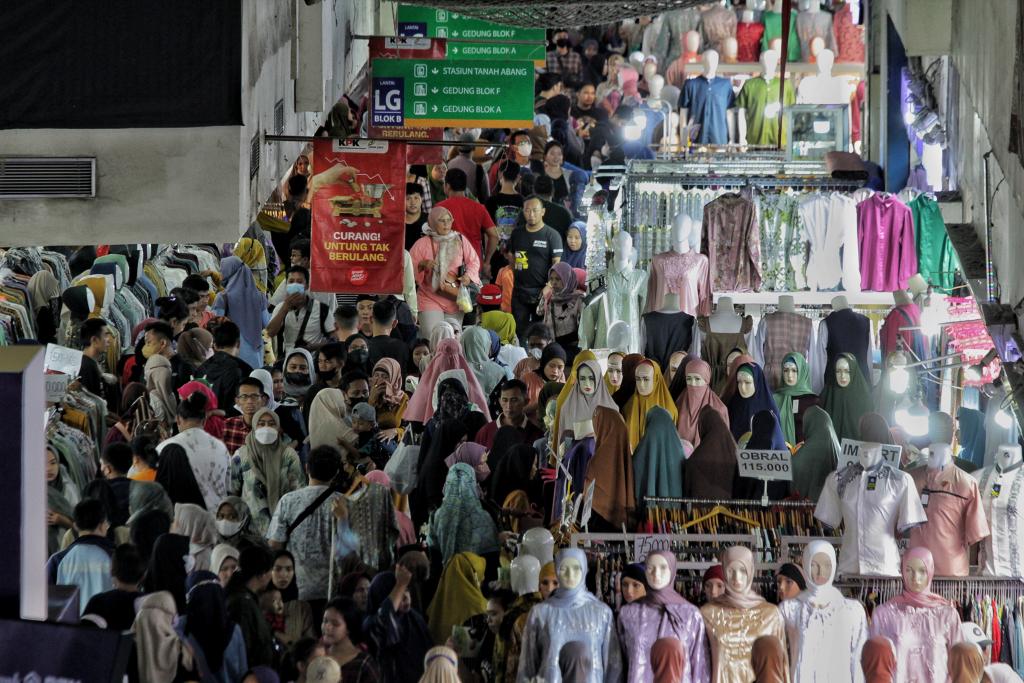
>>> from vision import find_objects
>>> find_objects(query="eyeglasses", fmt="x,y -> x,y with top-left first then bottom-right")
237,393 -> 263,401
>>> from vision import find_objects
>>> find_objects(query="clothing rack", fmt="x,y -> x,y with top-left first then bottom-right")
835,575 -> 1024,605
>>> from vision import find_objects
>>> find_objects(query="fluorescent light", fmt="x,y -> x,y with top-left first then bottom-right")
623,124 -> 642,141
896,406 -> 929,437
889,367 -> 910,394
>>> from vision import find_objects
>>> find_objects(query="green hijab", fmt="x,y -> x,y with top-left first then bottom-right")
772,352 -> 815,444
632,406 -> 686,509
820,353 -> 873,442
792,406 -> 840,502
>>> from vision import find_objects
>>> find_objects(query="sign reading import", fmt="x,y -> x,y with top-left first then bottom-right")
396,6 -> 545,42
370,59 -> 535,128
838,439 -> 903,471
737,449 -> 793,482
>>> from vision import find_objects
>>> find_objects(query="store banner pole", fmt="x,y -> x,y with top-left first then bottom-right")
777,0 -> 793,150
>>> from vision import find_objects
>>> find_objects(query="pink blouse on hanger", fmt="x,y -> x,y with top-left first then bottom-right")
856,193 -> 918,292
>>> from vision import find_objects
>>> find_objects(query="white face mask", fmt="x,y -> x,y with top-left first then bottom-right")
216,519 -> 242,538
254,427 -> 278,445
530,347 -> 543,360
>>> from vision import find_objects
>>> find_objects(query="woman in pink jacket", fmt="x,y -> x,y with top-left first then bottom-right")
409,206 -> 480,339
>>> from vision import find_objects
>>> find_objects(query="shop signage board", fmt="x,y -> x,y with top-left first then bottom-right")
396,6 -> 545,43
371,58 -> 535,128
446,42 -> 545,66
368,37 -> 444,164
309,139 -> 406,295
837,439 -> 902,471
737,449 -> 793,481
43,344 -> 82,376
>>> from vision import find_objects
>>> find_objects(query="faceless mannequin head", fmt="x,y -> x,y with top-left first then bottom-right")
809,552 -> 833,586
725,348 -> 743,368
643,60 -> 658,82
521,527 -> 555,565
558,556 -> 584,589
607,322 -> 631,355
736,367 -> 755,399
671,212 -> 692,252
782,361 -> 799,387
667,352 -> 687,380
809,36 -> 825,61
702,49 -> 720,78
645,553 -> 674,590
510,554 -> 541,595
996,444 -> 1023,470
722,37 -> 738,63
684,30 -> 701,54
858,444 -> 883,470
577,366 -> 597,396
903,557 -> 930,594
629,51 -> 646,74
769,37 -> 783,54
835,357 -> 852,387
635,363 -> 656,396
741,8 -> 755,22
686,372 -> 706,387
647,74 -> 665,100
816,49 -> 835,77
928,411 -> 955,445
612,232 -> 635,273
759,49 -> 780,81
606,353 -> 624,388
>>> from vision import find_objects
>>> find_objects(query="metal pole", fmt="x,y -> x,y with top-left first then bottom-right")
983,150 -> 997,302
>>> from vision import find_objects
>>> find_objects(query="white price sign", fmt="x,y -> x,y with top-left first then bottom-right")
44,343 -> 83,376
45,373 -> 69,403
737,449 -> 793,482
838,439 -> 902,471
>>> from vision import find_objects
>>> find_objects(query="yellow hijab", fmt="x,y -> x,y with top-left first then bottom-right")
77,275 -> 109,319
622,358 -> 679,450
551,350 -> 597,449
234,237 -> 268,293
427,552 -> 487,645
480,310 -> 517,345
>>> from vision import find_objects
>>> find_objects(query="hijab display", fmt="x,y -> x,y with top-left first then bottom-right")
869,548 -> 962,683
725,363 -> 779,441
684,407 -> 737,499
771,352 -> 819,444
618,550 -> 709,683
557,405 -> 634,528
613,353 -> 646,410
791,406 -> 840,502
820,353 -> 873,442
623,359 -> 679,450
815,444 -> 926,576
632,407 -> 687,510
556,357 -> 618,445
674,358 -> 729,447
860,637 -> 897,683
700,546 -> 785,683
519,549 -> 622,683
779,540 -> 868,682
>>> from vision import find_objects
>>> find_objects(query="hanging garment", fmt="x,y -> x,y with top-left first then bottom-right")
645,250 -> 712,317
974,461 -> 1024,577
631,406 -> 686,510
684,408 -> 736,499
701,194 -> 762,292
856,193 -> 918,292
795,9 -> 837,61
756,192 -> 804,290
699,315 -> 754,395
798,192 -> 860,292
756,311 -> 815,390
910,194 -> 959,293
817,308 -> 872,388
641,310 -> 695,372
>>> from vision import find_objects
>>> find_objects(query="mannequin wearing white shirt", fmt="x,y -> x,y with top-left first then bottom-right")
975,445 -> 1024,576
579,231 -> 648,352
796,50 -> 851,105
737,50 -> 781,146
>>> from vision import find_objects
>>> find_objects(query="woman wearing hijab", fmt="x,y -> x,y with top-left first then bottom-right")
269,550 -> 315,647
176,380 -> 227,440
212,544 -> 240,587
428,321 -> 457,353
428,464 -> 500,564
364,569 -> 432,683
675,358 -> 729,447
405,338 -> 492,424
421,646 -> 461,683
128,480 -> 174,526
173,503 -> 218,572
369,358 -> 408,433
409,205 -> 480,339
538,262 -> 585,356
133,590 -> 194,682
751,636 -> 789,683
562,222 -> 588,270
462,326 -> 507,398
736,410 -> 791,500
28,269 -> 61,344
156,443 -> 208,509
684,407 -> 737,499
522,343 -> 568,409
820,353 -> 873,442
622,359 -> 678,450
860,637 -> 897,683
45,444 -> 78,555
230,407 -> 304,537
726,362 -> 780,441
178,580 -> 248,682
771,352 -> 819,445
632,407 -> 687,510
215,496 -> 266,551
234,237 -> 270,294
307,388 -> 358,453
700,546 -> 785,683
559,641 -> 593,683
211,256 -> 270,371
489,442 -> 539,510
444,442 -> 490,488
277,348 -> 314,449
651,638 -> 687,683
426,551 -> 488,645
177,328 -> 214,386
612,353 -> 645,410
792,407 -> 840,502
145,533 -> 192,613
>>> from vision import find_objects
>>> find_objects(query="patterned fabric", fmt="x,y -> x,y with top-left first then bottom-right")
545,50 -> 582,76
756,192 -> 804,291
761,312 -> 814,389
346,483 -> 400,572
701,193 -> 762,292
428,463 -> 500,563
735,21 -> 764,62
221,416 -> 251,455
700,4 -> 737,52
644,251 -> 712,316
266,485 -> 343,600
229,445 -> 303,538
834,3 -> 865,63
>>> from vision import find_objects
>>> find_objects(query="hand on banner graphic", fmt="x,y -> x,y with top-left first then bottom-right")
309,162 -> 360,199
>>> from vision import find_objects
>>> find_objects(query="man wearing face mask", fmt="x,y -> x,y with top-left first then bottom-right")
473,379 -> 542,449
266,266 -> 336,354
487,131 -> 535,195
545,30 -> 582,81
524,323 -> 554,361
341,371 -> 371,413
222,377 -> 268,454
142,321 -> 179,430
313,342 -> 346,390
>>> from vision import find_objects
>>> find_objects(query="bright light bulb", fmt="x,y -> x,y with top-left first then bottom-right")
633,113 -> 648,128
888,367 -> 910,394
623,124 -> 642,141
904,110 -> 916,125
995,409 -> 1013,429
896,406 -> 929,437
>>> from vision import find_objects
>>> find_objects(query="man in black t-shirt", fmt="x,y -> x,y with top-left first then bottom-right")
507,195 -> 563,333
517,175 -> 573,243
404,182 -> 429,252
485,160 -> 527,277
79,318 -> 112,400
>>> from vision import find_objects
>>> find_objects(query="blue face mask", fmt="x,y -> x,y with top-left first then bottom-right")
286,282 -> 305,297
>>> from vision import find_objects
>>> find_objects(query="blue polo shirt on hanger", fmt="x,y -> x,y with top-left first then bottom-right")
679,75 -> 735,145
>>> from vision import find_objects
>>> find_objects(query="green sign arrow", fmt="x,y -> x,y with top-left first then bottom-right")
447,42 -> 545,65
396,5 -> 545,42
372,58 -> 535,128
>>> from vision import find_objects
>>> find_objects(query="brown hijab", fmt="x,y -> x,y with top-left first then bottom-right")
584,405 -> 634,527
947,642 -> 989,683
860,637 -> 896,683
684,407 -> 737,498
751,635 -> 788,683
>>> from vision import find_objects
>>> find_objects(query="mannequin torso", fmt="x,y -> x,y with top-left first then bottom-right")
797,49 -> 851,105
707,297 -> 743,333
700,602 -> 784,683
974,445 -> 1024,576
645,217 -> 710,317
679,50 -> 736,145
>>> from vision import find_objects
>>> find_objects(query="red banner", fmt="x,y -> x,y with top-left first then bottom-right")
309,138 -> 406,294
368,37 -> 444,164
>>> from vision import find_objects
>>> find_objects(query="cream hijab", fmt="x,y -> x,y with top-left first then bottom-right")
797,540 -> 846,607
308,388 -> 357,450
713,546 -> 766,610
133,591 -> 192,682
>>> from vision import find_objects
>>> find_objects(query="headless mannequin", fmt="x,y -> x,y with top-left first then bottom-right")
893,290 -> 913,307
521,527 -> 555,565
737,50 -> 782,146
680,50 -> 736,144
797,49 -> 851,105
660,292 -> 681,313
708,296 -> 743,333
510,554 -> 541,595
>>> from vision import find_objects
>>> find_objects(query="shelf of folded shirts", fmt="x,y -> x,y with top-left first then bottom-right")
681,61 -> 867,76
712,291 -> 896,306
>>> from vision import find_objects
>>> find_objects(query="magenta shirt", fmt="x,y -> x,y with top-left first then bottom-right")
856,194 -> 918,291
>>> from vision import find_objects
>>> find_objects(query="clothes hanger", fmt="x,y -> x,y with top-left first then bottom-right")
682,504 -> 760,530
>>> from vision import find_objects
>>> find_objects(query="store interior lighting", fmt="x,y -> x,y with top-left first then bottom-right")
965,348 -> 999,382
895,404 -> 931,437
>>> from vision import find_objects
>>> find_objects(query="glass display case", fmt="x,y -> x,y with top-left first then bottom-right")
785,104 -> 850,162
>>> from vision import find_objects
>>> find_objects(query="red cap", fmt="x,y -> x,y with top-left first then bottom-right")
478,284 -> 502,306
703,564 -> 725,584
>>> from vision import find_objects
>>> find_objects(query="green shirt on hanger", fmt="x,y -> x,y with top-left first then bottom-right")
910,194 -> 959,293
736,76 -> 797,146
761,10 -> 802,63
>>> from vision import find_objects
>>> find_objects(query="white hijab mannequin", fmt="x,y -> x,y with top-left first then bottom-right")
510,554 -> 541,595
798,540 -> 845,607
709,296 -> 743,333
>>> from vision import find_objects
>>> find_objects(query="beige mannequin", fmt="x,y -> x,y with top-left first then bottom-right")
684,30 -> 702,61
722,37 -> 739,63
647,75 -> 666,110
778,294 -> 796,313
809,36 -> 825,62
635,364 -> 656,396
643,60 -> 658,83
709,296 -> 743,333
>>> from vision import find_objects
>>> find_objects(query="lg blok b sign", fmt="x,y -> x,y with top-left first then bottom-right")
309,139 -> 405,294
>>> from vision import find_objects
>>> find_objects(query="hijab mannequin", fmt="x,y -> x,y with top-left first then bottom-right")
519,549 -> 621,683
618,550 -> 709,683
635,364 -> 656,396
779,540 -> 868,682
869,548 -> 961,683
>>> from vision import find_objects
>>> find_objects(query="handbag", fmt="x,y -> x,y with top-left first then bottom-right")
384,430 -> 421,494
431,237 -> 468,300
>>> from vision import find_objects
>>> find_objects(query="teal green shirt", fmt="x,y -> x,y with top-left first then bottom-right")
736,76 -> 796,145
761,11 -> 802,63
910,194 -> 959,292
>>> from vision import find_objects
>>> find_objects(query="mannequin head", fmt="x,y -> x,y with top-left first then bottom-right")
702,49 -> 720,78
816,49 -> 835,77
521,527 -> 555,565
645,551 -> 676,591
759,49 -> 780,81
606,353 -> 624,388
769,37 -> 783,54
736,366 -> 756,399
635,362 -> 656,397
928,411 -> 955,445
667,352 -> 687,381
725,347 -> 743,368
629,51 -> 646,74
901,548 -> 934,594
684,30 -> 701,54
809,36 -> 825,62
643,60 -> 658,82
858,443 -> 884,470
647,74 -> 665,100
996,444 -> 1023,471
807,546 -> 835,587
612,232 -> 635,273
577,365 -> 598,396
544,398 -> 558,432
717,297 -> 736,317
671,212 -> 692,252
685,371 -> 707,388
831,295 -> 849,311
607,323 -> 631,354
510,554 -> 541,595
782,360 -> 799,387
556,550 -> 585,590
721,547 -> 755,595
722,37 -> 738,63
835,357 -> 852,387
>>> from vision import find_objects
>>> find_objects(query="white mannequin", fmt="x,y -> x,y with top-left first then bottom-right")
510,554 -> 541,595
737,50 -> 781,145
740,9 -> 755,23
702,47 -> 720,79
671,212 -> 691,254
722,37 -> 739,63
797,49 -> 852,105
709,296 -> 743,333
521,527 -> 555,565
684,30 -> 702,59
643,60 -> 658,83
629,51 -> 646,75
997,444 -> 1024,470
613,232 -> 635,273
831,295 -> 849,311
858,443 -> 884,470
660,292 -> 682,313
778,294 -> 796,313
809,36 -> 825,61
607,321 -> 632,352
645,553 -> 673,590
558,555 -> 584,589
647,75 -> 666,110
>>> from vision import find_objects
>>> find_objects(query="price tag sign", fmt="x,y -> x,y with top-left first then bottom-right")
45,372 -> 69,403
737,449 -> 793,482
44,344 -> 83,376
838,439 -> 902,471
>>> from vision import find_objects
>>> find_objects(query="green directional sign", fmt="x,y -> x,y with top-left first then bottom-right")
396,5 -> 546,43
371,58 -> 535,128
447,42 -> 545,66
